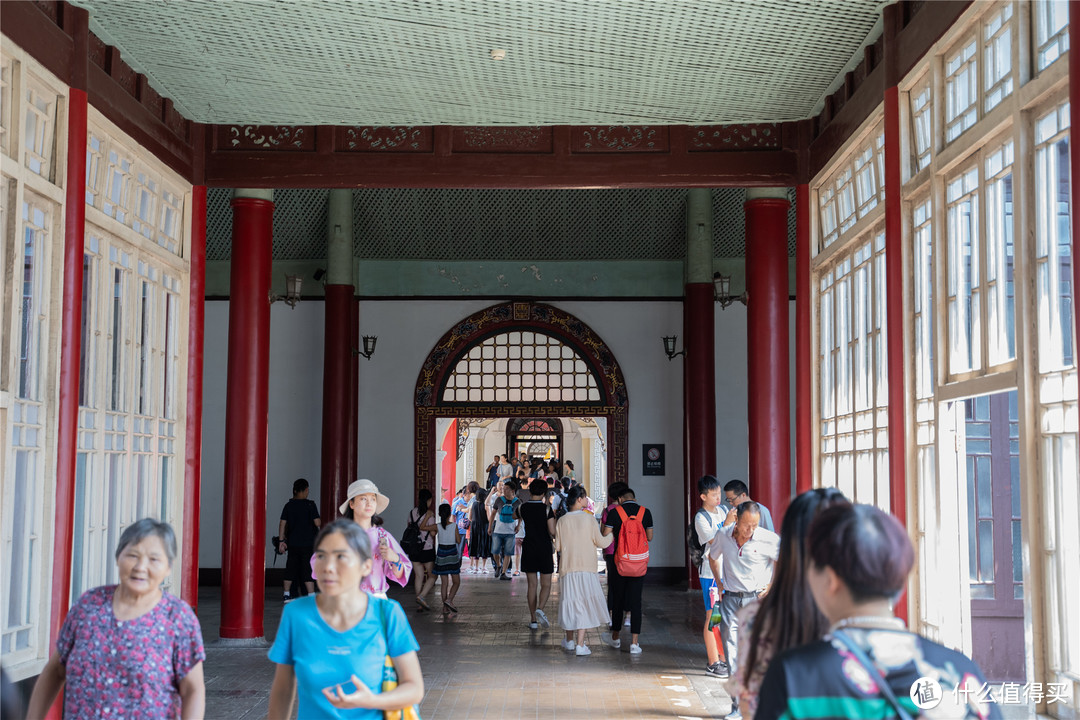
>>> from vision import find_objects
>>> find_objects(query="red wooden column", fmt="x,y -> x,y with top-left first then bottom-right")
745,188 -> 791,526
321,189 -> 354,523
882,3 -> 909,621
220,189 -> 274,640
347,296 -> 359,488
684,189 -> 716,586
181,185 -> 207,611
49,5 -> 89,655
795,184 -> 812,494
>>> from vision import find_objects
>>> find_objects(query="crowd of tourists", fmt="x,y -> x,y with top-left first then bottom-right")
22,452 -> 1002,720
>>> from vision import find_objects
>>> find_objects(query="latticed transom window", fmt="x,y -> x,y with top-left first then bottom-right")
815,122 -> 884,253
520,420 -> 556,433
442,331 -> 601,404
22,79 -> 55,180
1034,0 -> 1069,71
909,75 -> 932,174
983,4 -> 1013,112
945,36 -> 978,142
0,54 -> 12,159
88,120 -> 185,257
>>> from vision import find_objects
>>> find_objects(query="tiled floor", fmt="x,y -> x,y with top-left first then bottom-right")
198,567 -> 735,719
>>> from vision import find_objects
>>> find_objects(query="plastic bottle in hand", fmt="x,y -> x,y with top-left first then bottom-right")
708,586 -> 724,630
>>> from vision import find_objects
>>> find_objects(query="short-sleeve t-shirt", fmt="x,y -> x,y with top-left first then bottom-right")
491,497 -> 521,535
269,594 -> 420,719
693,506 -> 725,579
755,628 -> 1003,720
57,585 -> 205,719
708,524 -> 780,592
280,498 -> 320,547
519,500 -> 554,551
604,501 -> 654,553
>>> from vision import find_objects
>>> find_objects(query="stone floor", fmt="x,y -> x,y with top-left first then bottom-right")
198,567 -> 735,719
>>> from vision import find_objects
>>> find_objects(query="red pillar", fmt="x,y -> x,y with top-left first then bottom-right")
745,192 -> 791,527
321,285 -> 353,524
347,297 -> 359,490
883,2 -> 909,622
684,282 -> 715,587
50,98 -> 88,648
220,192 -> 273,639
49,10 -> 89,667
181,186 -> 206,611
795,184 -> 812,495
884,89 -> 907,529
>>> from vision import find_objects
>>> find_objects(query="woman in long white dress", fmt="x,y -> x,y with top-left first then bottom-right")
554,485 -> 613,656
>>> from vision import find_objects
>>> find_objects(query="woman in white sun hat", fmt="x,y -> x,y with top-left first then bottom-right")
313,479 -> 412,599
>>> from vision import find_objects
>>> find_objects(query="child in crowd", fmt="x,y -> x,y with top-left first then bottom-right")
432,503 -> 461,613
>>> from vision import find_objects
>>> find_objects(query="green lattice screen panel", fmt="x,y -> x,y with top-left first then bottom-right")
206,188 -> 797,261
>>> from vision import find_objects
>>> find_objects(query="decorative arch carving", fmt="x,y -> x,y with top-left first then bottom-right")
414,302 -> 628,498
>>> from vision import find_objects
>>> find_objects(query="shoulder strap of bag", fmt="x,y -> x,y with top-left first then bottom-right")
615,505 -> 629,522
832,630 -> 915,720
634,506 -> 645,522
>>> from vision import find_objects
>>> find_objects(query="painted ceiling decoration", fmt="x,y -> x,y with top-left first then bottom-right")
72,0 -> 884,127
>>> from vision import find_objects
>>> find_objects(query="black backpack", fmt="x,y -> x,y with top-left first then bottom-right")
553,491 -> 569,520
401,511 -> 423,557
686,508 -> 710,570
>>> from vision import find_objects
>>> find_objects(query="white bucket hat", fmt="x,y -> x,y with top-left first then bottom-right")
339,479 -> 390,515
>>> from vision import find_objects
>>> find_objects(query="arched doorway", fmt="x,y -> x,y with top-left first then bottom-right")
508,418 -> 563,463
414,301 -> 628,498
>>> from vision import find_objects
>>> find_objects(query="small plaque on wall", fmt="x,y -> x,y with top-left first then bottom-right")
642,444 -> 665,476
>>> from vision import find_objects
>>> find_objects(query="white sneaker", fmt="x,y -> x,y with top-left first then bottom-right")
535,609 -> 550,629
562,639 -> 576,651
529,622 -> 539,630
601,632 -> 621,649
630,643 -> 642,655
575,644 -> 592,656
624,616 -> 631,626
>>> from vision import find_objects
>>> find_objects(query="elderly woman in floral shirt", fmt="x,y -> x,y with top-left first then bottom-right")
28,518 -> 205,719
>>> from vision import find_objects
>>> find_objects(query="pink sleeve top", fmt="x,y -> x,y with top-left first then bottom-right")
308,525 -> 413,594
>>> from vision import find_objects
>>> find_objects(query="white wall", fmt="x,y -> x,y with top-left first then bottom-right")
712,301 -> 798,499
199,298 -> 796,571
199,301 -> 326,569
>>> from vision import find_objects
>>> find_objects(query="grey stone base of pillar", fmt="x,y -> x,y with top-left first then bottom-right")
209,636 -> 270,648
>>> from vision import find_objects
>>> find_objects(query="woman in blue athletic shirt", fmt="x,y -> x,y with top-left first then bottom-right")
268,520 -> 423,719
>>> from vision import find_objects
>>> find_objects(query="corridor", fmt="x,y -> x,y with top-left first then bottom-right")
199,571 -> 734,719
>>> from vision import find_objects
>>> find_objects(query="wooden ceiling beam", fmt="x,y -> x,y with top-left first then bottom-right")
202,123 -> 800,189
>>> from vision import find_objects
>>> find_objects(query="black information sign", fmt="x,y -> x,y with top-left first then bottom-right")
642,444 -> 665,476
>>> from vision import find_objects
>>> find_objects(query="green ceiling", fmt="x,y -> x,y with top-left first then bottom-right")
74,0 -> 884,126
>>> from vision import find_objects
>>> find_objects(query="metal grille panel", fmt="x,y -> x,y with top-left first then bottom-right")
442,331 -> 601,404
75,0 -> 882,126
206,188 -> 797,261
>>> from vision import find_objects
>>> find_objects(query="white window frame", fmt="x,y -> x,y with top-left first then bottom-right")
0,48 -> 67,681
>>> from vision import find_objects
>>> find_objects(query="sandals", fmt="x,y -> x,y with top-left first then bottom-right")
443,601 -> 458,613
416,596 -> 431,612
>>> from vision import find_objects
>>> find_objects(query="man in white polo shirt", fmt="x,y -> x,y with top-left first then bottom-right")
707,501 -> 780,720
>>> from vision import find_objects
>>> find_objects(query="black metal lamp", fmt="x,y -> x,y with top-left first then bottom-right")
662,335 -> 685,360
714,271 -> 747,309
358,335 -> 378,360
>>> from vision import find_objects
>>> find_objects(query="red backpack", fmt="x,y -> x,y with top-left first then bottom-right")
614,504 -> 650,577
